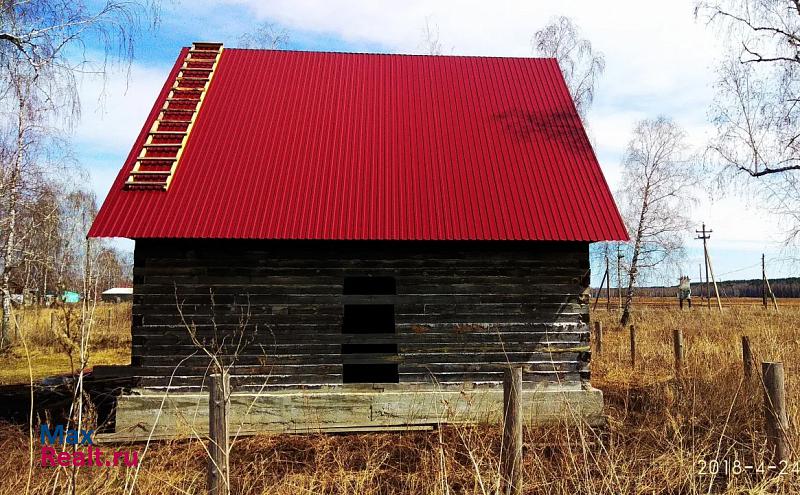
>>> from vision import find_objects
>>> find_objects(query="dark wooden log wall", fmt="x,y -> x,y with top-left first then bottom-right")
131,240 -> 591,391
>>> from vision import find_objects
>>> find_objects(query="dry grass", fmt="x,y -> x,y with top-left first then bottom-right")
0,304 -> 131,384
1,303 -> 800,494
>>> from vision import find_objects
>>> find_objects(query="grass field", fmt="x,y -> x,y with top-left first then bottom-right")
1,301 -> 799,493
0,304 -> 132,385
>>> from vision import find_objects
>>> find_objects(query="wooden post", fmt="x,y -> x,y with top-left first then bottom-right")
50,312 -> 55,334
14,313 -> 22,340
673,329 -> 684,374
501,366 -> 523,495
741,336 -> 752,379
107,308 -> 113,332
594,321 -> 602,355
762,254 -> 768,309
208,372 -> 230,495
762,362 -> 789,465
629,324 -> 636,367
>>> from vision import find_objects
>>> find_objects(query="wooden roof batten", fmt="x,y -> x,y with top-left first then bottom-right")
124,42 -> 223,190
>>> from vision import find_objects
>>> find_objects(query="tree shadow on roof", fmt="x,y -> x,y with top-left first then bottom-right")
493,109 -> 591,153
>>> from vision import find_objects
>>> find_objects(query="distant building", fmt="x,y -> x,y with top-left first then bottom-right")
101,287 -> 133,303
61,291 -> 81,304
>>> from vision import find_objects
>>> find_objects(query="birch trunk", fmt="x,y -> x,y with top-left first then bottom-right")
1,97 -> 25,348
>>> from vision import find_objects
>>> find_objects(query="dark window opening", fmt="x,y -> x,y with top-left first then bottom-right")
343,276 -> 396,295
341,276 -> 398,383
342,304 -> 394,334
343,363 -> 399,383
342,343 -> 398,354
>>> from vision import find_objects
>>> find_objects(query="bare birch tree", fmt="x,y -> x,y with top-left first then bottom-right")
619,117 -> 697,326
238,22 -> 290,49
698,0 -> 800,245
0,0 -> 158,346
420,17 -> 443,55
0,65 -> 46,347
533,16 -> 605,119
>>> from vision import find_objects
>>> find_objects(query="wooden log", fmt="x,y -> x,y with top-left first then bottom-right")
501,365 -> 523,495
131,240 -> 592,387
762,362 -> 789,466
208,372 -> 230,495
629,325 -> 636,367
741,336 -> 752,379
673,329 -> 684,374
594,321 -> 602,355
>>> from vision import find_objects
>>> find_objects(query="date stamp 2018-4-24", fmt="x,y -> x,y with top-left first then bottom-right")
698,459 -> 800,477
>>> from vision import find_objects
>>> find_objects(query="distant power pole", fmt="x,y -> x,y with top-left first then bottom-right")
617,244 -> 623,311
696,223 -> 712,309
762,253 -> 768,309
762,253 -> 779,311
698,263 -> 703,301
605,255 -> 611,311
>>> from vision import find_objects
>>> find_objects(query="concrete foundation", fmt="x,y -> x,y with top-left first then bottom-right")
107,383 -> 604,441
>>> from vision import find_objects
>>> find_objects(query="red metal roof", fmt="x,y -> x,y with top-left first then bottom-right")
89,48 -> 628,241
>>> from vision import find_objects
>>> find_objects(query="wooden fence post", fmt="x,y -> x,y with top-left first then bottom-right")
629,325 -> 636,367
763,362 -> 789,466
501,366 -> 523,495
108,308 -> 113,332
14,314 -> 22,340
741,337 -> 752,379
673,329 -> 684,374
50,312 -> 56,334
594,321 -> 602,355
208,372 -> 230,495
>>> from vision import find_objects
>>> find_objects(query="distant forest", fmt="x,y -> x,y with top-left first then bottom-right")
594,278 -> 800,299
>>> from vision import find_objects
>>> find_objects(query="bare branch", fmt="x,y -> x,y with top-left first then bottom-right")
533,16 -> 605,120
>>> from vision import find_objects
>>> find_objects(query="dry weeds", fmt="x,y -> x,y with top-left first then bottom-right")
0,303 -> 798,494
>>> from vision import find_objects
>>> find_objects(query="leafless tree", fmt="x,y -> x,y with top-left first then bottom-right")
533,16 -> 605,119
618,117 -> 697,326
698,0 -> 800,245
0,66 -> 53,346
0,0 -> 157,346
420,17 -> 443,55
1,0 -> 161,120
238,22 -> 290,49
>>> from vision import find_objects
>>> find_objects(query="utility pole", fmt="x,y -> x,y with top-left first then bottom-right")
762,253 -> 779,311
689,263 -> 703,304
696,223 -> 712,310
762,253 -> 768,309
698,263 -> 703,302
617,244 -> 623,311
605,255 -> 611,311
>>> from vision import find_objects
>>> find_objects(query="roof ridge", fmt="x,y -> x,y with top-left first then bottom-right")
220,46 -> 559,61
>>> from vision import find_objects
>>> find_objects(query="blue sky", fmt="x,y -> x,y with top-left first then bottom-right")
73,0 -> 797,286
